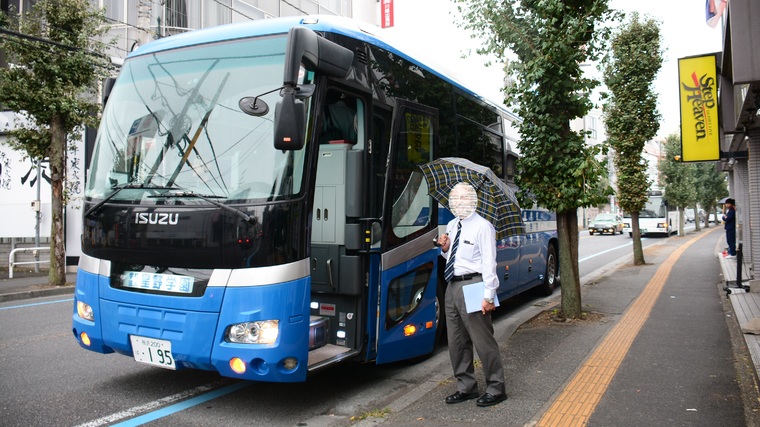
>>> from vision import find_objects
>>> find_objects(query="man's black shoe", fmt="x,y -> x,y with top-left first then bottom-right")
476,393 -> 507,407
444,391 -> 479,404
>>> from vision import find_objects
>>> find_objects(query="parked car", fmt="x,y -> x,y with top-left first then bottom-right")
589,213 -> 624,235
685,208 -> 706,223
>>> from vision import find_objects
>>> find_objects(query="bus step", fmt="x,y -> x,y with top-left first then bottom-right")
309,316 -> 329,350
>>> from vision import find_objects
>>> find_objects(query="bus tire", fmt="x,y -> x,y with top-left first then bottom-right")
539,244 -> 558,296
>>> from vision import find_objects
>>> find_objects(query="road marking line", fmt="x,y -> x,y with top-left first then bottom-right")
578,242 -> 635,263
0,298 -> 73,310
537,228 -> 719,427
74,381 -> 248,427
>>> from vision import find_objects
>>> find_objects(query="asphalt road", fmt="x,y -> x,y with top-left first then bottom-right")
1,225 -> 724,427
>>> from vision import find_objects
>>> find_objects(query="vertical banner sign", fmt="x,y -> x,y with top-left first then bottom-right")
381,0 -> 394,29
678,54 -> 720,162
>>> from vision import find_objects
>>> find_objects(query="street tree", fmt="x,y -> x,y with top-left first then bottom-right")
602,12 -> 662,265
0,0 -> 112,286
454,0 -> 616,318
659,133 -> 697,236
695,162 -> 727,228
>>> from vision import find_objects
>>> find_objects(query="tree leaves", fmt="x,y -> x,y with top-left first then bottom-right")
0,0 -> 114,286
602,12 -> 662,216
454,0 -> 617,317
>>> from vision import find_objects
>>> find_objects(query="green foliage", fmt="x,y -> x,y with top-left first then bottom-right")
602,12 -> 663,215
0,0 -> 113,159
453,0 -> 617,213
695,161 -> 727,213
659,133 -> 697,208
0,0 -> 113,285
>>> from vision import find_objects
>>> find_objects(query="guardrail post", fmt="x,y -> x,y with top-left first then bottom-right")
8,247 -> 51,279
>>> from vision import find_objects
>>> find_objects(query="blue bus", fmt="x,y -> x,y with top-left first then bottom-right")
72,16 -> 558,382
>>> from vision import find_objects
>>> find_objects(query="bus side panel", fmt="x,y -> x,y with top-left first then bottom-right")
520,232 -> 544,289
375,248 -> 439,364
72,269 -> 114,354
363,252 -> 382,362
495,235 -> 521,298
211,278 -> 310,382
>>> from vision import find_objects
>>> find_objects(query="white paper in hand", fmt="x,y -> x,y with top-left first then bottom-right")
462,281 -> 500,313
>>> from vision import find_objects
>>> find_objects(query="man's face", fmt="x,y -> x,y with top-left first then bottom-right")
449,183 -> 477,220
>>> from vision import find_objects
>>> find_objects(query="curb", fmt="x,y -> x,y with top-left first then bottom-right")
0,286 -> 75,303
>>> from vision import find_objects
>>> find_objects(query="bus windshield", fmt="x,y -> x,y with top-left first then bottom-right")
623,196 -> 666,218
86,34 -> 309,203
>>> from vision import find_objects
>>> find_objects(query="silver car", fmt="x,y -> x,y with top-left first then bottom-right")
589,213 -> 624,235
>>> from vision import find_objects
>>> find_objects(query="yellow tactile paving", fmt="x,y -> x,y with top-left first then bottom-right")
536,228 -> 719,426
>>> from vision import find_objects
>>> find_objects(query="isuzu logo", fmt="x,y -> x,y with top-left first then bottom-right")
134,213 -> 179,225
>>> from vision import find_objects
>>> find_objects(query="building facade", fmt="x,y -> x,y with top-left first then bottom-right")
716,0 -> 759,283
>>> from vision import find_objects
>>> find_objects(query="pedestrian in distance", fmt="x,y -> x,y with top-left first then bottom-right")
723,198 -> 737,258
436,182 -> 507,407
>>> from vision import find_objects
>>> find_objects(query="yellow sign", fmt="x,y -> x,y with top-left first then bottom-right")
678,54 -> 720,162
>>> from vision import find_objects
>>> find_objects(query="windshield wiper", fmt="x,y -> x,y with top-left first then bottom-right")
166,72 -> 230,189
148,191 -> 255,224
144,59 -> 221,186
84,183 -> 173,218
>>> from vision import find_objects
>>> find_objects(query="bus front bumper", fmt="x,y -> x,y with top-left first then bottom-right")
72,270 -> 311,382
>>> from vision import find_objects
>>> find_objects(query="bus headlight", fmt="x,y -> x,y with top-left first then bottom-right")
77,301 -> 94,321
227,320 -> 279,344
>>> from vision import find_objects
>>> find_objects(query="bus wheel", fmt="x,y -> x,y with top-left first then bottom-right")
539,244 -> 558,296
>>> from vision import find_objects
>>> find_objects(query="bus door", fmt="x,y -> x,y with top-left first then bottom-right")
309,88 -> 367,368
375,100 -> 441,364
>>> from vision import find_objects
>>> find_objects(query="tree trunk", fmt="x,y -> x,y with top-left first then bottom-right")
48,114 -> 67,286
694,204 -> 701,231
631,211 -> 645,265
557,210 -> 582,319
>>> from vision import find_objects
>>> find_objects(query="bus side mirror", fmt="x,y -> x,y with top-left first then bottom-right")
274,88 -> 306,150
282,26 -> 354,86
274,26 -> 354,151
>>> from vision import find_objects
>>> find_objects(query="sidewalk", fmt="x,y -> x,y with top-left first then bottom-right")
0,269 -> 76,303
720,253 -> 760,382
357,227 -> 760,426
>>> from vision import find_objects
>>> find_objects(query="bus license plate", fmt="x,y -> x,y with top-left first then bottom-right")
130,335 -> 176,369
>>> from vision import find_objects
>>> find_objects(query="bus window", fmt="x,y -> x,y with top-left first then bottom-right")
388,104 -> 437,246
320,90 -> 358,145
385,263 -> 434,330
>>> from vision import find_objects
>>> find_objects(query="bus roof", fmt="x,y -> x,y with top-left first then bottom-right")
128,15 -> 520,123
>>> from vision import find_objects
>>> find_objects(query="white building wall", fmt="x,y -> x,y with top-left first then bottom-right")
0,111 -> 84,250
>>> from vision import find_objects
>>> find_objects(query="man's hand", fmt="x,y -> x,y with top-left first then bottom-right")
481,300 -> 496,314
437,234 -> 451,252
